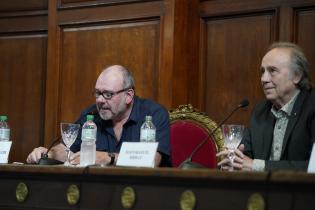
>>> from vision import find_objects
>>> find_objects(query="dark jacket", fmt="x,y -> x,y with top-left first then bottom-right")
242,89 -> 315,171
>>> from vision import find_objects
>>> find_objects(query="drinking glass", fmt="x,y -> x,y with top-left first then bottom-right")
221,124 -> 244,171
60,123 -> 80,166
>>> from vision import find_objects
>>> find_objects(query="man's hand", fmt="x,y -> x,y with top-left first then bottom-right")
69,151 -> 80,165
216,144 -> 253,171
155,152 -> 162,167
26,147 -> 48,164
69,151 -> 116,166
216,148 -> 244,170
237,144 -> 253,170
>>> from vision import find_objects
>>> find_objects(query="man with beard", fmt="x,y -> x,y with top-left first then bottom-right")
27,65 -> 170,166
217,42 -> 315,171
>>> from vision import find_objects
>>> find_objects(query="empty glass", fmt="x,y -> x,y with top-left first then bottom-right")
60,123 -> 80,166
222,124 -> 244,171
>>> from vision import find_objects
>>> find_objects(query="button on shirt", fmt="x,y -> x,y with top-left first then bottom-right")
252,90 -> 300,171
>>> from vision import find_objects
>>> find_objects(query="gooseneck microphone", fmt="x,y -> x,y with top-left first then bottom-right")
37,137 -> 64,165
179,99 -> 249,169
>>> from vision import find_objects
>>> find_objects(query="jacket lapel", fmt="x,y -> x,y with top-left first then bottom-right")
262,111 -> 275,159
281,90 -> 308,157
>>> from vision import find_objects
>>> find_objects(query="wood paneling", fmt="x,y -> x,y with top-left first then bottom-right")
0,15 -> 47,33
58,0 -> 159,9
59,21 -> 160,122
0,1 -> 48,162
58,1 -> 163,25
0,0 -> 47,12
0,1 -> 47,34
198,0 -> 315,126
0,35 -> 47,162
157,0 -> 174,108
172,0 -> 200,107
1,166 -> 315,210
201,13 -> 276,124
294,7 -> 315,84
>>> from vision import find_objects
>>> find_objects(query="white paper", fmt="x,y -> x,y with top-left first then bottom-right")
116,142 -> 158,168
307,143 -> 315,173
0,141 -> 12,164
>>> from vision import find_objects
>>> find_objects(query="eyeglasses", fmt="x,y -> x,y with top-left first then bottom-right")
93,87 -> 132,100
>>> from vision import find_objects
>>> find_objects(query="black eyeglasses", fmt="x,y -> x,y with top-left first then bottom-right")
93,87 -> 132,100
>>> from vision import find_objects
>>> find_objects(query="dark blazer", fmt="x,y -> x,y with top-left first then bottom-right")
242,89 -> 315,171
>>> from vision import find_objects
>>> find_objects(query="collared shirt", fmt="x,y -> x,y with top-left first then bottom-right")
269,90 -> 300,160
70,96 -> 171,166
252,90 -> 300,171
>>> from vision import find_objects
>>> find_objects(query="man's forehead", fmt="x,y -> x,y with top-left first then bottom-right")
95,70 -> 124,90
262,48 -> 291,66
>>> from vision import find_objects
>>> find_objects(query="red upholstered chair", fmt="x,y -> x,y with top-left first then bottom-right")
169,104 -> 224,168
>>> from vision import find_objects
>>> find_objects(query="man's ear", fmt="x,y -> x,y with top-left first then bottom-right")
125,89 -> 135,104
293,72 -> 303,85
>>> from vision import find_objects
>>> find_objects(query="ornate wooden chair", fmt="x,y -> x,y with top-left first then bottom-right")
169,104 -> 224,168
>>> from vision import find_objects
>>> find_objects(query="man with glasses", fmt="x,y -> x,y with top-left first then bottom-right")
27,65 -> 170,166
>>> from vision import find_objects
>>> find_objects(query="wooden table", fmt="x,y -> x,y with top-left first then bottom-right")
0,164 -> 315,210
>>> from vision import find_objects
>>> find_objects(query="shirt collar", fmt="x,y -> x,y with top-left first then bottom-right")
98,95 -> 139,127
126,95 -> 139,123
271,90 -> 300,117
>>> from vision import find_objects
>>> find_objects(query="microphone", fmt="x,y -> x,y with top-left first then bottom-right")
89,108 -> 98,116
88,107 -> 102,124
37,137 -> 64,165
179,99 -> 249,169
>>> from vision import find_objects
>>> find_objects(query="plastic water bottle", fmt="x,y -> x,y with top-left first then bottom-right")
0,115 -> 10,141
80,115 -> 96,166
140,116 -> 156,142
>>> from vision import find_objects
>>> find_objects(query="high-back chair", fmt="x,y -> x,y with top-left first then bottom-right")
169,104 -> 224,168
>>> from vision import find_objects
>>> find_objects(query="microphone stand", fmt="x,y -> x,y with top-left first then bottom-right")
179,100 -> 249,169
37,137 -> 64,165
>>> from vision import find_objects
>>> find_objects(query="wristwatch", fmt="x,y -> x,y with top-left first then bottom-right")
108,153 -> 115,165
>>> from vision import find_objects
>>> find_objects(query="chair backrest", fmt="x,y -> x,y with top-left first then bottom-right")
169,104 -> 224,168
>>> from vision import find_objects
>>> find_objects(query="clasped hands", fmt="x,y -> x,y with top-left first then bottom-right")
216,144 -> 253,171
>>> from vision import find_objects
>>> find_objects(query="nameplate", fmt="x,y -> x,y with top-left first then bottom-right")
0,141 -> 12,164
116,142 -> 158,168
307,143 -> 315,173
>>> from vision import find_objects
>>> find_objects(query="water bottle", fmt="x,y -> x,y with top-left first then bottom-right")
80,115 -> 96,166
0,115 -> 10,141
140,116 -> 156,142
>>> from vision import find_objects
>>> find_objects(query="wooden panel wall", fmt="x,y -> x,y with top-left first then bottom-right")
0,0 -> 315,162
295,7 -> 315,83
0,1 -> 48,162
198,0 -> 315,125
60,21 -> 161,116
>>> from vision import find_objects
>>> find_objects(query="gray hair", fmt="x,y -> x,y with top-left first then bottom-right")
120,66 -> 135,90
103,65 -> 135,90
269,42 -> 312,90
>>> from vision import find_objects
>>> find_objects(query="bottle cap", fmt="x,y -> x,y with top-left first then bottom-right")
87,115 -> 94,121
0,115 -> 8,121
145,115 -> 152,121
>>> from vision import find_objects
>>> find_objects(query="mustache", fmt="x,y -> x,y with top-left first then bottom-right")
97,104 -> 110,109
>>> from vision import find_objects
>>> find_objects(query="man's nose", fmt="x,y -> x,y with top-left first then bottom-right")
261,71 -> 270,83
96,95 -> 107,103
